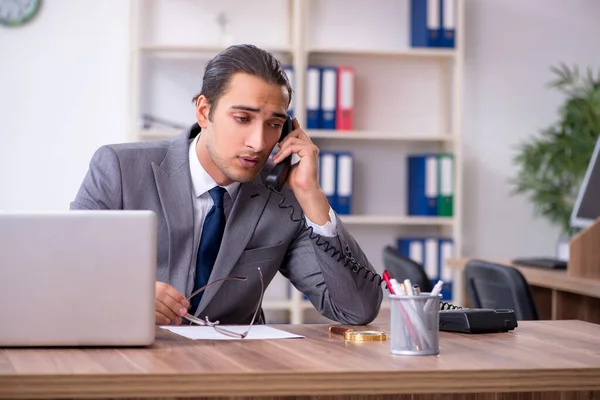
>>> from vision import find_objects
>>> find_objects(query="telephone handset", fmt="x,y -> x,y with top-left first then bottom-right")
265,116 -> 294,192
264,117 -> 462,312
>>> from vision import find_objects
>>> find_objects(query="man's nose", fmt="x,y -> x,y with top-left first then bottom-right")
245,124 -> 266,153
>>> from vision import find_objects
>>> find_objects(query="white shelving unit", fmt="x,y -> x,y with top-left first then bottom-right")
129,0 -> 464,324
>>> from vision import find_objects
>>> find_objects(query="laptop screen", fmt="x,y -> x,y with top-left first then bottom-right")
571,135 -> 600,228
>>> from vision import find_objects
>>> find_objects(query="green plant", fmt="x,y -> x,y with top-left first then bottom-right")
511,64 -> 600,236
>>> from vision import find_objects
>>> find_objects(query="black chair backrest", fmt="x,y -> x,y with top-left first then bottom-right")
464,259 -> 539,320
382,246 -> 433,292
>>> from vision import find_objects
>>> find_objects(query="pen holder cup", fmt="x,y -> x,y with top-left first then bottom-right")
389,293 -> 441,356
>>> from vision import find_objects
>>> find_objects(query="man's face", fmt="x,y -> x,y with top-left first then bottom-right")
196,72 -> 289,186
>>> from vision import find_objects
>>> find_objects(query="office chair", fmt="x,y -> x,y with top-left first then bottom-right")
464,259 -> 539,320
382,245 -> 433,292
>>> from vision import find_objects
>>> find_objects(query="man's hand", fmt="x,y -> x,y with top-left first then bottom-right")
155,281 -> 189,325
272,118 -> 331,225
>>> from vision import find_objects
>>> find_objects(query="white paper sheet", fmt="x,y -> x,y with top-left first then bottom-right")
161,325 -> 305,340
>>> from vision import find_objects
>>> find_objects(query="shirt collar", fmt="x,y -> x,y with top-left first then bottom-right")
188,134 -> 240,201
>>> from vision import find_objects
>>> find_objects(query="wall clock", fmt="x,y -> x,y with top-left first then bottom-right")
0,0 -> 42,27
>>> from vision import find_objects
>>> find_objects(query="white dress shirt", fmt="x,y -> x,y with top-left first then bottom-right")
187,135 -> 337,260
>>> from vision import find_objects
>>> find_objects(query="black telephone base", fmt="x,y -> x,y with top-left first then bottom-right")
439,308 -> 518,334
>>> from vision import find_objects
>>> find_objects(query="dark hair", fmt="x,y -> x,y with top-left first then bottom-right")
192,44 -> 293,120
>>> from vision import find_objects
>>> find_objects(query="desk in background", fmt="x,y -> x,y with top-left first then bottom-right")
448,258 -> 600,324
2,320 -> 600,399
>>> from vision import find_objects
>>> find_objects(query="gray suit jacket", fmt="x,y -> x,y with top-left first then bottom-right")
71,124 -> 382,325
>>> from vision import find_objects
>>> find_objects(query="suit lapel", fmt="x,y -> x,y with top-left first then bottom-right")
152,124 -> 199,295
195,177 -> 271,315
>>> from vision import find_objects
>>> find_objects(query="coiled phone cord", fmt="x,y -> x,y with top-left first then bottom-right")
271,190 -> 463,311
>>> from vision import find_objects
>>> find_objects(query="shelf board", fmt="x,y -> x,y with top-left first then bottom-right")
340,215 -> 454,226
307,47 -> 455,58
139,44 -> 293,54
308,130 -> 452,142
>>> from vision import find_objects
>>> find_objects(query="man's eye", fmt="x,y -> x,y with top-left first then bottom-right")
235,116 -> 250,123
270,123 -> 283,129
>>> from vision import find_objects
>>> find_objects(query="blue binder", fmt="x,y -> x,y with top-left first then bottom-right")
397,237 -> 439,281
410,0 -> 441,48
306,66 -> 321,129
319,152 -> 337,211
438,237 -> 454,301
335,152 -> 353,215
397,238 -> 426,269
320,67 -> 337,130
408,155 -> 438,216
440,0 -> 456,48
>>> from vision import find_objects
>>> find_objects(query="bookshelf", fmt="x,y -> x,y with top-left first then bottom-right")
129,0 -> 464,324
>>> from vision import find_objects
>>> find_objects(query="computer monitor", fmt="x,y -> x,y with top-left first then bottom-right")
571,135 -> 600,229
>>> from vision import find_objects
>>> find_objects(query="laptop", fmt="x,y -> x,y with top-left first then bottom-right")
0,210 -> 157,347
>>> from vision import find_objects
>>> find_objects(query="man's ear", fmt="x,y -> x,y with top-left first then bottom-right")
195,95 -> 211,129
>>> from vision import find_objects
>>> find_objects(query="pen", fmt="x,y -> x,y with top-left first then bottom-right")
431,280 -> 444,296
382,270 -> 396,295
413,284 -> 421,295
425,280 -> 444,312
404,279 -> 414,296
390,278 -> 403,295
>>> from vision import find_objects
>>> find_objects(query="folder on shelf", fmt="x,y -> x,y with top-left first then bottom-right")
397,237 -> 440,286
320,67 -> 337,130
440,0 -> 456,48
336,152 -> 353,215
410,0 -> 441,48
397,238 -> 425,267
319,152 -> 337,211
438,237 -> 454,300
397,236 -> 454,301
283,65 -> 295,118
408,155 -> 438,216
336,66 -> 355,131
424,238 -> 439,282
438,153 -> 454,217
306,66 -> 321,129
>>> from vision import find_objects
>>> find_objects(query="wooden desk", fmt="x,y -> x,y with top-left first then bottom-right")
2,320 -> 600,399
447,258 -> 600,323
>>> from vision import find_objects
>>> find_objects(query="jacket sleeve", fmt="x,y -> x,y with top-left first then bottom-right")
70,146 -> 123,210
279,209 -> 383,325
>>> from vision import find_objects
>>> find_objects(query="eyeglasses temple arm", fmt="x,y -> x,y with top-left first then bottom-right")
186,275 -> 248,301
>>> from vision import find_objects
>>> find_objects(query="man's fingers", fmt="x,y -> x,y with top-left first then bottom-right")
157,291 -> 188,318
155,298 -> 179,323
164,285 -> 190,308
156,282 -> 189,308
155,311 -> 171,326
274,140 -> 318,162
154,282 -> 189,327
281,128 -> 310,144
156,313 -> 182,326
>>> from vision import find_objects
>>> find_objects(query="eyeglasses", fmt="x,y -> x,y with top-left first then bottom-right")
182,267 -> 264,339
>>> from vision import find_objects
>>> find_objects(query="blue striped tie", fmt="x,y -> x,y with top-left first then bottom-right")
191,186 -> 227,313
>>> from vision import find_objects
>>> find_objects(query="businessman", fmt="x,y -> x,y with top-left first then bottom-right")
71,44 -> 382,326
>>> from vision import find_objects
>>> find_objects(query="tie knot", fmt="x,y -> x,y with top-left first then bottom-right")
209,186 -> 226,208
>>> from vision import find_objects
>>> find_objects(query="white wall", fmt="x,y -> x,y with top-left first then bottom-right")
2,0 -> 600,259
0,0 -> 130,210
462,0 -> 600,258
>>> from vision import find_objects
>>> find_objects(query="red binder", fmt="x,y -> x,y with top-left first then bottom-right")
335,66 -> 354,131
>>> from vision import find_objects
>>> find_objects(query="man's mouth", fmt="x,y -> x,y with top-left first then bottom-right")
239,156 -> 259,168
